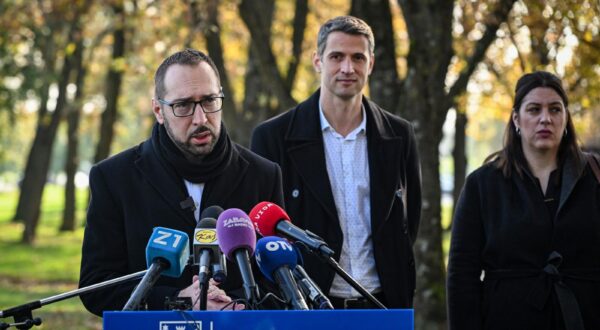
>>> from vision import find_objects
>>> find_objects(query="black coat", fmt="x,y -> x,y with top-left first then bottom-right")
448,153 -> 600,329
250,90 -> 422,308
79,136 -> 284,316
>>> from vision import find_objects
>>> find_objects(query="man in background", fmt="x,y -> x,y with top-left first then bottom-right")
251,16 -> 421,309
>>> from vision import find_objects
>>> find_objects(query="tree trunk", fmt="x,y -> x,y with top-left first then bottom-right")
19,24 -> 82,244
94,1 -> 125,164
284,0 -> 308,91
239,0 -> 296,110
350,0 -> 399,112
12,32 -> 56,223
61,33 -> 86,232
188,0 -> 245,142
397,0 -> 517,327
239,0 -> 277,146
396,1 -> 454,327
451,109 -> 467,229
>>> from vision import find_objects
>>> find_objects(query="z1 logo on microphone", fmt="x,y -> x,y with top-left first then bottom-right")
152,230 -> 184,248
265,240 -> 293,252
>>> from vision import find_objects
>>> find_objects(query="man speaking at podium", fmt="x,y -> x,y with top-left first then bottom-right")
251,16 -> 422,309
79,49 -> 283,316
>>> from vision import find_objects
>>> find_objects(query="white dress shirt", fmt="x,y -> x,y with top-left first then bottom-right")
184,180 -> 205,222
319,105 -> 381,298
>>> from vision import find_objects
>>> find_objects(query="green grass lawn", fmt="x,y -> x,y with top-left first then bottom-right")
0,185 -> 102,329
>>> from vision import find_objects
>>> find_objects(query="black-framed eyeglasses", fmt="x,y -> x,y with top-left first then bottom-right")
158,94 -> 225,117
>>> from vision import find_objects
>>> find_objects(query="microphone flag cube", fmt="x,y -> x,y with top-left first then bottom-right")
146,227 -> 190,278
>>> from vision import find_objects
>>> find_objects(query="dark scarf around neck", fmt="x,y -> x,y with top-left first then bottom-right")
151,122 -> 236,183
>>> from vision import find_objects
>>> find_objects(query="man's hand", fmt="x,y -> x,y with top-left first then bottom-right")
178,275 -> 245,311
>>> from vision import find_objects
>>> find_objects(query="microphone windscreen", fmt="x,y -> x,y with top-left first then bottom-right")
197,217 -> 217,229
145,227 -> 190,278
193,218 -> 219,265
216,208 -> 256,259
201,205 -> 224,220
249,201 -> 291,236
255,236 -> 298,282
292,243 -> 304,266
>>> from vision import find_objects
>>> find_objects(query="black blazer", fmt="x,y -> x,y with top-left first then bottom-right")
250,90 -> 422,308
79,137 -> 284,316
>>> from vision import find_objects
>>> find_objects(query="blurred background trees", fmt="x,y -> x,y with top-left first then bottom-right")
1,0 -> 599,328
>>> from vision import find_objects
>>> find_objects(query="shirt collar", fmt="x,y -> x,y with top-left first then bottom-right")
319,102 -> 367,139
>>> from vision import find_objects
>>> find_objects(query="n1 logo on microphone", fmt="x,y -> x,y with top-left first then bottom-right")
152,230 -> 185,248
255,236 -> 298,278
265,239 -> 293,252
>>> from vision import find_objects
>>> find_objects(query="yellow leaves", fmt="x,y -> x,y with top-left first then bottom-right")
581,96 -> 591,109
583,30 -> 593,43
65,42 -> 77,56
110,57 -> 127,73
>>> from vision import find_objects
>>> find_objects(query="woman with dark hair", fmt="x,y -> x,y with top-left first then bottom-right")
447,71 -> 600,330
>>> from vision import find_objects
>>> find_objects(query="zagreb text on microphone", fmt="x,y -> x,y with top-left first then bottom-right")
216,208 -> 260,307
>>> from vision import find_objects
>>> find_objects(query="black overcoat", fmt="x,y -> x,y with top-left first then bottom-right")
448,153 -> 600,329
250,90 -> 422,308
79,136 -> 283,316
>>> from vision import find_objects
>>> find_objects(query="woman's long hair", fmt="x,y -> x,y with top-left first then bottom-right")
485,71 -> 582,177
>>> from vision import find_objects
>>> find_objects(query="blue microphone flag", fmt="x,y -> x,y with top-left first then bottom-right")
145,227 -> 189,278
255,236 -> 298,282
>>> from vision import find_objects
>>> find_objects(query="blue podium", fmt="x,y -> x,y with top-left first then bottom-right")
104,309 -> 413,329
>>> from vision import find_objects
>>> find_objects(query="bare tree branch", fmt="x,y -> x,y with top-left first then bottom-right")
239,0 -> 296,109
446,0 -> 517,107
285,0 -> 308,91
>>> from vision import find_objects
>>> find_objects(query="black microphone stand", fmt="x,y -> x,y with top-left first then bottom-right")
198,277 -> 209,310
236,250 -> 260,309
298,232 -> 387,310
0,270 -> 147,329
0,317 -> 41,330
196,250 -> 212,311
323,257 -> 387,309
122,261 -> 168,311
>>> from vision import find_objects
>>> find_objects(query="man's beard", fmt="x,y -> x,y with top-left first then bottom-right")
163,118 -> 219,161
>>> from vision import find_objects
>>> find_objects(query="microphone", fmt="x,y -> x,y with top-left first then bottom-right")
193,218 -> 220,284
250,202 -> 386,309
200,206 -> 226,283
200,205 -> 224,219
249,202 -> 335,258
122,227 -> 189,311
255,237 -> 309,310
193,218 -> 218,310
291,245 -> 334,309
216,208 -> 260,305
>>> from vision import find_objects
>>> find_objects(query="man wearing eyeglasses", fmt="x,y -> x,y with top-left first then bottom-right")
79,49 -> 284,316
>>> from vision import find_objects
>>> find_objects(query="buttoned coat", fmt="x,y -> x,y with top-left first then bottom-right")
448,154 -> 600,329
79,136 -> 283,316
250,90 -> 422,308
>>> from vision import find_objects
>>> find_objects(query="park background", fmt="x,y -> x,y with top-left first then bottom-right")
1,0 -> 599,329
